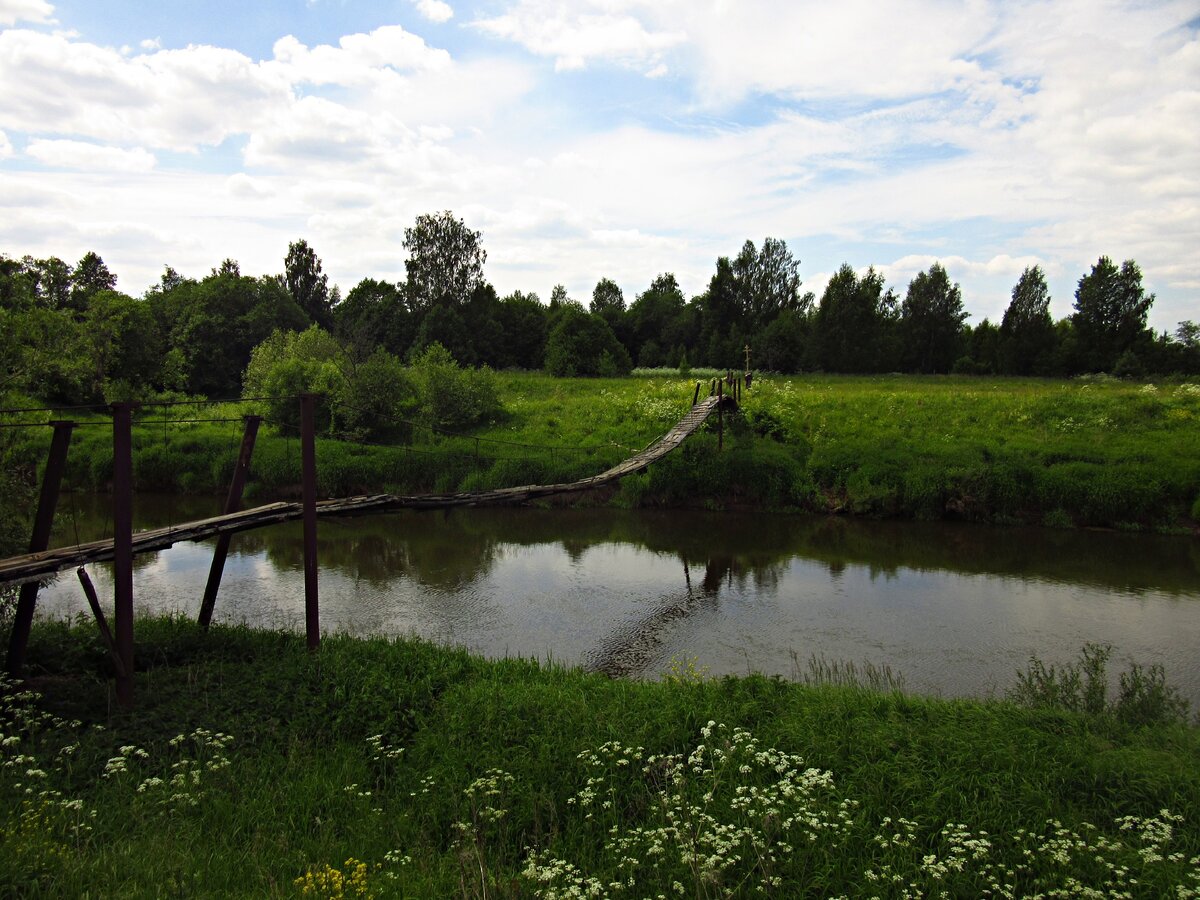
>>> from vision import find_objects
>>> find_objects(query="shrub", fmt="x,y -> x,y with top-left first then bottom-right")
1008,643 -> 1190,726
409,343 -> 502,430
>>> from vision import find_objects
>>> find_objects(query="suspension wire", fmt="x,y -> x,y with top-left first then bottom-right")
134,394 -> 298,409
0,402 -> 109,415
0,420 -> 110,429
0,395 -> 297,417
130,417 -> 247,426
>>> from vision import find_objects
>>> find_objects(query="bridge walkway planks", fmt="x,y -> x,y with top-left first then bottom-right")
0,395 -> 730,587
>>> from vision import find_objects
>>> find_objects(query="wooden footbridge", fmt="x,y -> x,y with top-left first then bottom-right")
0,394 -> 732,587
2,378 -> 746,706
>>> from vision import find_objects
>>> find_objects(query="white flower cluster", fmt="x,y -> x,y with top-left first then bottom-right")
525,722 -> 851,898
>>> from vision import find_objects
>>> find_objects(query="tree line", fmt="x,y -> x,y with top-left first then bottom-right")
2,210 -> 1197,406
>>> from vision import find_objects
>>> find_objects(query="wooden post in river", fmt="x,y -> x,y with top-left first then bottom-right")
300,394 -> 320,651
111,402 -> 136,708
5,420 -> 75,675
198,415 -> 261,629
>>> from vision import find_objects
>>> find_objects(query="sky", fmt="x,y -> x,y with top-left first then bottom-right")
0,0 -> 1197,331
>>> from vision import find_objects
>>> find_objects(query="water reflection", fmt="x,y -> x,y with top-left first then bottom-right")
38,495 -> 1200,706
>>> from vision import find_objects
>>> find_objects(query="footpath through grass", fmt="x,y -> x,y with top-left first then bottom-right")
5,373 -> 1200,530
2,618 -> 1198,897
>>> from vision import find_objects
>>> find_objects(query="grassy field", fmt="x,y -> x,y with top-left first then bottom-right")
1,618 -> 1197,897
5,373 -> 1199,530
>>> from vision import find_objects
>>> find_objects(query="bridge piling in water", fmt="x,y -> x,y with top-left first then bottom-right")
301,394 -> 320,652
198,415 -> 261,629
112,401 -> 137,709
5,420 -> 75,676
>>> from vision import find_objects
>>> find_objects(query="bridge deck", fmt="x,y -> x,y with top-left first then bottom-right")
0,395 -> 729,586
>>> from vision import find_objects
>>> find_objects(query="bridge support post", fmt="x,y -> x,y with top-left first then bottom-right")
5,420 -> 75,676
717,380 -> 724,451
198,415 -> 261,629
300,394 -> 320,651
111,402 -> 136,709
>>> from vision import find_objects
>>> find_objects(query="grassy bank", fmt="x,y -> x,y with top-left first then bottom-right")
5,374 -> 1199,530
2,618 -> 1197,897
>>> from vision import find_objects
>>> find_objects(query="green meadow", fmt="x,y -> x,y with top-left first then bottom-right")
8,373 -> 1199,530
1,619 -> 1197,898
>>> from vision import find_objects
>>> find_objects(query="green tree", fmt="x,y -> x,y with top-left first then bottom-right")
333,278 -> 414,360
403,211 -> 487,313
732,237 -> 806,332
1071,256 -> 1154,373
812,264 -> 895,372
628,273 -> 687,366
84,290 -> 163,397
544,305 -> 632,377
999,266 -> 1056,375
284,239 -> 332,328
496,291 -> 548,369
152,263 -> 307,397
70,251 -> 116,310
410,305 -> 475,365
590,277 -> 625,324
901,263 -> 968,374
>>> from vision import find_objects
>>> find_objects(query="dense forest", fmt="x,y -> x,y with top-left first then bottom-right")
2,211 -> 1197,409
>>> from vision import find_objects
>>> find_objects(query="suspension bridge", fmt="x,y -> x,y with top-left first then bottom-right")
0,377 -> 747,706
0,392 -> 734,586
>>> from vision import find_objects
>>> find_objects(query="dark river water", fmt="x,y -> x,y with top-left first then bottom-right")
35,494 -> 1200,707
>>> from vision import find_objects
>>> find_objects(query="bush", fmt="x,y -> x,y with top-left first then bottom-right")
544,307 -> 632,377
409,343 -> 502,430
1008,643 -> 1190,726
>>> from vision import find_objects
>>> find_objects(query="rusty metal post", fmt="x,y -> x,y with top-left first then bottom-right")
77,567 -> 125,678
198,415 -> 261,628
300,394 -> 320,651
717,379 -> 724,452
5,420 -> 75,675
111,402 -> 135,708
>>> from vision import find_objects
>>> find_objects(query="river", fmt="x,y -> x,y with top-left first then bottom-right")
34,494 -> 1200,707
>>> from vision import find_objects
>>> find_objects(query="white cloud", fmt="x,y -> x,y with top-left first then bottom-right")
413,0 -> 453,24
472,0 -> 685,75
226,173 -> 273,199
0,30 -> 290,151
140,38 -> 161,51
0,0 -> 54,26
26,138 -> 155,172
0,129 -> 12,159
269,25 -> 450,87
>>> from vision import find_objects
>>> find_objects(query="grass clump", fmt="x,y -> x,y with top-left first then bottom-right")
1009,642 -> 1191,727
1,618 -> 1198,897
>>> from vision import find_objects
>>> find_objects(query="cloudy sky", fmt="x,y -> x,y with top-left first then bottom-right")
1,0 -> 1196,329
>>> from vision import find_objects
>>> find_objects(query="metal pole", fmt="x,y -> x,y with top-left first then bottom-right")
198,415 -> 261,628
111,402 -> 135,708
5,420 -> 75,675
300,394 -> 320,651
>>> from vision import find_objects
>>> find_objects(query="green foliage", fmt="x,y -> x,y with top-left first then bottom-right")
1009,643 -> 1191,727
409,342 -> 501,430
1073,256 -> 1154,374
901,262 -> 969,374
3,621 -> 1198,897
284,238 -> 332,328
544,306 -> 632,377
403,210 -> 487,313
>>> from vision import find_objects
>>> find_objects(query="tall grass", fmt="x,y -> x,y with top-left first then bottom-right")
2,619 -> 1197,897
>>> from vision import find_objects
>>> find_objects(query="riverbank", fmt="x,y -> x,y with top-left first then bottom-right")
3,618 -> 1197,897
6,373 -> 1199,531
